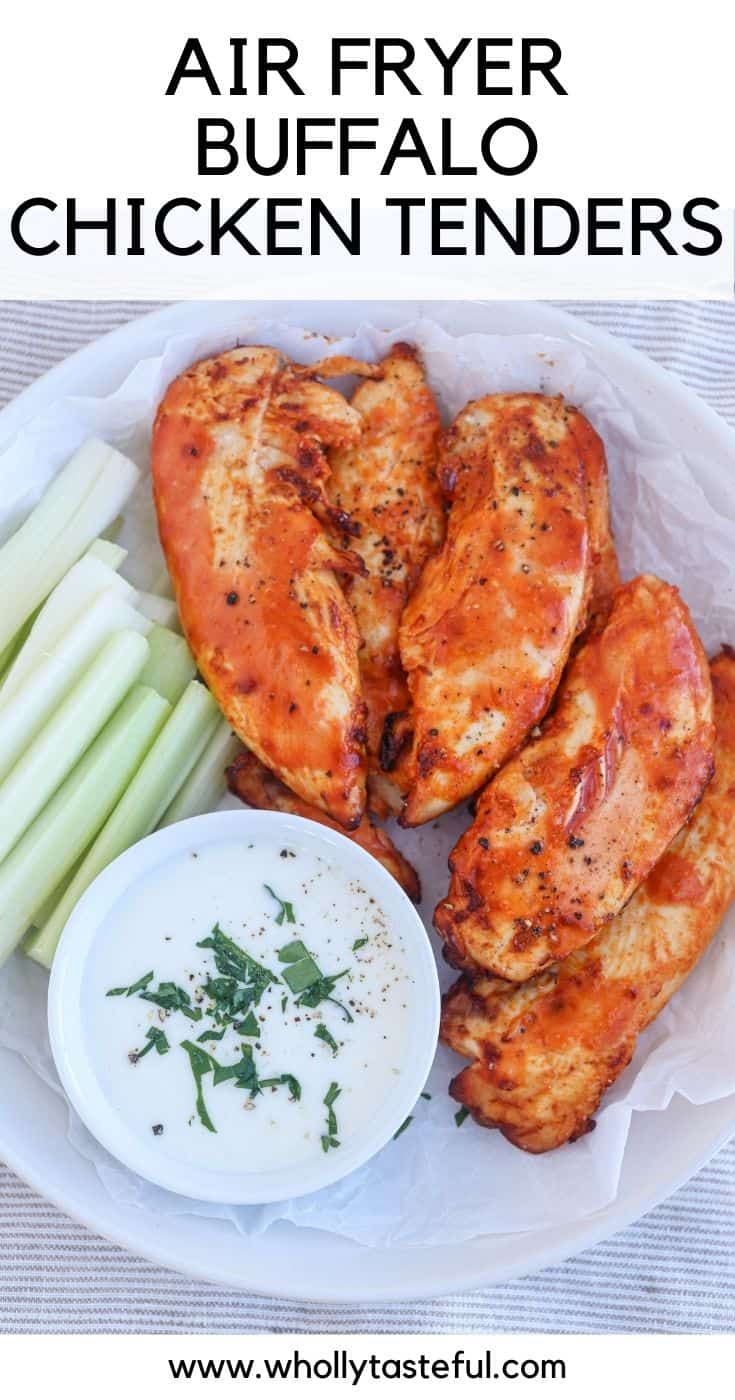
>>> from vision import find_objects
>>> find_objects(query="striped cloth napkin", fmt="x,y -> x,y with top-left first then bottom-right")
0,299 -> 733,1334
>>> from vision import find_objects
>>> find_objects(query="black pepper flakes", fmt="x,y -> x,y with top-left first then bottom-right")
226,591 -> 239,606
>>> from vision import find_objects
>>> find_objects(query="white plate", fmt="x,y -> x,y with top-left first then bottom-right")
1,299 -> 735,1301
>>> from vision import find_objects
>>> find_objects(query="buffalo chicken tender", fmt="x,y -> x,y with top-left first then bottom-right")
435,575 -> 715,982
328,343 -> 444,816
227,749 -> 421,902
398,394 -> 594,826
152,345 -> 372,830
441,650 -> 735,1153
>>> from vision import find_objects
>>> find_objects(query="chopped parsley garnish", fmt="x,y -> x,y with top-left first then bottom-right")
107,919 -> 355,1147
197,924 -> 278,1006
276,939 -> 353,1020
129,1027 -> 169,1063
260,1073 -> 302,1101
321,1081 -> 341,1152
314,1023 -> 339,1056
106,970 -> 154,998
393,1115 -> 413,1140
140,981 -> 203,1021
277,939 -> 308,963
264,884 -> 296,926
206,1043 -> 261,1094
455,1107 -> 470,1127
296,970 -> 353,1022
352,937 -> 368,952
180,1040 -> 217,1133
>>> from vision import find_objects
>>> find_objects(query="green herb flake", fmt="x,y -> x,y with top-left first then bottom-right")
455,1107 -> 470,1127
197,924 -> 279,1007
276,939 -> 308,964
140,981 -> 202,1021
352,937 -> 368,952
297,970 -> 353,1022
180,1040 -> 217,1133
264,884 -> 296,926
314,1023 -> 339,1056
129,1027 -> 170,1063
393,1115 -> 413,1140
323,1081 -> 341,1143
282,954 -> 322,995
237,1010 -> 260,1038
196,1027 -> 227,1044
260,1073 -> 301,1101
207,1043 -> 261,1095
107,970 -> 154,998
281,995 -> 288,1013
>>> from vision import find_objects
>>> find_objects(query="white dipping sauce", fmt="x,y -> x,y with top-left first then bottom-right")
84,836 -> 414,1175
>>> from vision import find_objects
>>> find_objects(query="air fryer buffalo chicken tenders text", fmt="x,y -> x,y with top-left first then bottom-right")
152,340 -> 730,1154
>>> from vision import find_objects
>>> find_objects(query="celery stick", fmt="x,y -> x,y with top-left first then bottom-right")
0,440 -> 140,653
86,538 -> 127,571
137,592 -> 180,631
0,611 -> 37,684
0,556 -> 138,702
0,592 -> 152,781
28,681 -> 219,967
158,719 -> 241,827
0,629 -> 149,863
138,625 -> 195,705
0,686 -> 170,968
30,851 -> 87,931
0,439 -> 111,584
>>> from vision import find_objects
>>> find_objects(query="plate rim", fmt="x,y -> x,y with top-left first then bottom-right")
1,296 -> 734,1301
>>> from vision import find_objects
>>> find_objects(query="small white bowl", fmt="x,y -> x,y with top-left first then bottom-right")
48,809 -> 440,1205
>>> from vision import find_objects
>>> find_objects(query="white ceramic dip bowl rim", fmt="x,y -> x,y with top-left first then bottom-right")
48,808 -> 441,1205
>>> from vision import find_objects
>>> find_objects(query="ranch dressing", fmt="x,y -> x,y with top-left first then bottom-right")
84,836 -> 414,1175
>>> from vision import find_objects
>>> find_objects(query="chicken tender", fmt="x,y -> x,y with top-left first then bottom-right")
152,346 -> 369,829
441,650 -> 735,1152
328,343 -> 443,816
398,394 -> 594,826
435,576 -> 714,981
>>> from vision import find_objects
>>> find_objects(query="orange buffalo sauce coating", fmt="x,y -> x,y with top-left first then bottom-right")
152,346 -> 370,830
436,576 -> 715,982
440,650 -> 735,1153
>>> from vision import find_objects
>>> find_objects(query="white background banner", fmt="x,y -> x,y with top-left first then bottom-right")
1,0 -> 733,298
1,1333 -> 734,1392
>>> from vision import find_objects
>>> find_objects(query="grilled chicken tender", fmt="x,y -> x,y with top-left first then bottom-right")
435,575 -> 715,982
441,650 -> 735,1153
227,749 -> 421,902
328,344 -> 443,816
152,345 -> 371,830
398,394 -> 595,827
